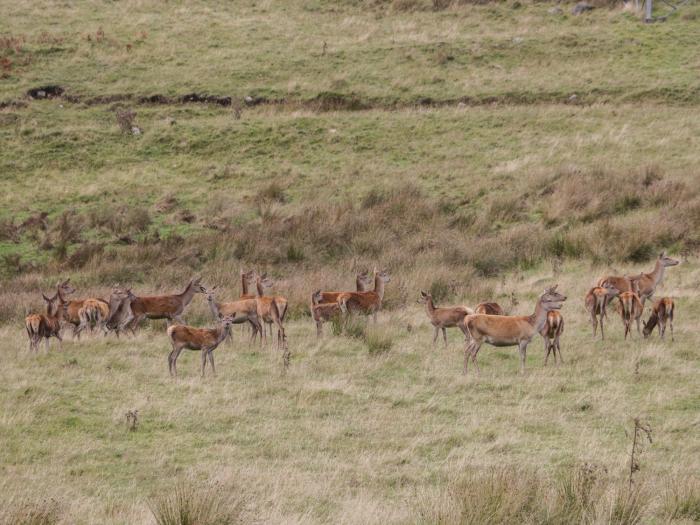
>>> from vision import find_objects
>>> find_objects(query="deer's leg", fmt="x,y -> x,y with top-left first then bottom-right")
45,337 -> 50,353
470,342 -> 481,375
316,320 -> 322,337
442,327 -> 448,347
170,347 -> 183,377
556,336 -> 563,364
669,314 -> 674,342
543,337 -> 550,366
201,349 -> 208,377
56,333 -> 63,352
463,340 -> 473,375
636,317 -> 641,335
208,349 -> 216,376
432,326 -> 438,345
518,341 -> 528,374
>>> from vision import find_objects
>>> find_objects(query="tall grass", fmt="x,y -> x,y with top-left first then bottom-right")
148,480 -> 245,525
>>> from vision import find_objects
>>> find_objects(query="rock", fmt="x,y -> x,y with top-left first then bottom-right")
572,2 -> 594,15
569,94 -> 578,101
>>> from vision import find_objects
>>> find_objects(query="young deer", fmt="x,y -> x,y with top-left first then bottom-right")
167,315 -> 237,377
618,291 -> 644,339
310,290 -> 342,337
248,272 -> 287,349
53,279 -> 111,339
25,293 -> 68,353
584,282 -> 620,340
597,252 -> 679,304
540,310 -> 564,366
124,277 -> 206,330
418,290 -> 472,347
463,286 -> 567,374
642,297 -> 675,341
202,286 -> 262,343
318,271 -> 374,303
474,302 -> 504,316
105,287 -> 137,337
337,269 -> 391,322
75,298 -> 110,337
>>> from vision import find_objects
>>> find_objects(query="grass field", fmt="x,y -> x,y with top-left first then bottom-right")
2,0 -> 700,523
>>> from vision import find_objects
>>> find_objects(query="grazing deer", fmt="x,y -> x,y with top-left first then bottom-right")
167,315 -> 237,377
618,291 -> 644,339
203,286 -> 262,342
584,282 -> 620,340
597,252 -> 679,304
474,302 -> 504,316
317,271 -> 374,303
248,271 -> 287,349
25,293 -> 68,353
310,290 -> 342,337
463,286 -> 567,374
418,290 -> 472,347
124,277 -> 206,330
337,269 -> 391,322
540,310 -> 564,366
642,297 -> 675,341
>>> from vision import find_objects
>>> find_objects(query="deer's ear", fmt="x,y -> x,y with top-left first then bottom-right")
420,290 -> 427,297
42,293 -> 51,302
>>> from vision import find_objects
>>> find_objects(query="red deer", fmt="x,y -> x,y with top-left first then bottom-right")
584,282 -> 620,340
597,252 -> 679,304
310,290 -> 342,337
203,286 -> 262,342
249,272 -> 288,339
463,286 -> 567,374
642,297 -> 675,341
75,298 -> 110,337
167,315 -> 237,377
25,293 -> 68,353
105,287 -> 137,337
248,272 -> 287,349
317,271 -> 374,304
474,302 -> 504,316
540,310 -> 564,366
418,290 -> 472,347
53,279 -> 111,339
123,277 -> 206,330
337,269 -> 391,322
618,291 -> 644,339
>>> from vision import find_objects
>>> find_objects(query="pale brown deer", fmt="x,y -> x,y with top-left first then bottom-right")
25,293 -> 69,353
248,271 -> 287,349
337,269 -> 391,322
167,314 -> 237,377
597,252 -> 679,304
540,310 -> 564,366
584,282 -> 620,340
317,271 -> 374,303
418,290 -> 472,347
53,279 -> 112,339
75,298 -> 110,337
474,302 -> 504,316
249,272 -> 288,339
123,277 -> 206,330
463,286 -> 567,374
203,286 -> 262,342
618,291 -> 644,339
105,287 -> 136,337
310,290 -> 342,337
642,297 -> 675,341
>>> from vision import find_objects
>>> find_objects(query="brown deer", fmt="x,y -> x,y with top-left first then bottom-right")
474,302 -> 504,316
123,277 -> 206,330
584,282 -> 620,340
463,286 -> 567,374
248,272 -> 287,349
418,290 -> 472,347
540,310 -> 564,366
25,293 -> 68,353
203,286 -> 262,342
317,271 -> 374,303
597,252 -> 679,304
642,297 -> 675,341
337,269 -> 391,322
310,290 -> 342,337
53,279 -> 112,339
75,298 -> 110,337
167,314 -> 237,377
250,272 -> 288,339
618,291 -> 644,339
104,287 -> 136,337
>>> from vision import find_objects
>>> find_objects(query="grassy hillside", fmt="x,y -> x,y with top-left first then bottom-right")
2,0 -> 700,523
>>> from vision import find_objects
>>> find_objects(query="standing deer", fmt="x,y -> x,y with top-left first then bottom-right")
618,291 -> 644,339
167,314 -> 237,377
474,302 -> 504,316
540,310 -> 564,366
597,252 -> 679,304
310,290 -> 342,337
250,272 -> 288,339
53,279 -> 112,339
25,293 -> 68,353
418,290 -> 472,347
123,277 -> 206,331
642,297 -> 675,341
584,282 -> 620,340
75,298 -> 110,337
462,286 -> 567,374
248,271 -> 286,349
337,269 -> 391,323
203,286 -> 262,343
317,271 -> 374,303
105,287 -> 136,337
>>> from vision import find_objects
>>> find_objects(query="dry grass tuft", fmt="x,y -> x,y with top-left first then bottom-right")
148,479 -> 245,525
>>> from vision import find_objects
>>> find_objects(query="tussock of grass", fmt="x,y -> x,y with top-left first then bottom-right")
148,480 -> 245,525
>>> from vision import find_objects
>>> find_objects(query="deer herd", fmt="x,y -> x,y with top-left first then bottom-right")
24,253 -> 680,377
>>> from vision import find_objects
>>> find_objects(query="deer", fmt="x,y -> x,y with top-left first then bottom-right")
202,286 -> 262,343
317,271 -> 374,304
104,287 -> 137,337
462,286 -> 567,375
122,277 -> 206,331
75,298 -> 110,337
337,269 -> 391,323
474,302 -> 504,316
418,290 -> 472,347
167,314 -> 237,377
584,282 -> 620,340
642,297 -> 675,341
25,293 -> 69,353
597,252 -> 679,305
618,291 -> 644,339
53,279 -> 111,339
540,310 -> 564,366
250,272 -> 288,340
247,271 -> 287,349
310,290 -> 342,337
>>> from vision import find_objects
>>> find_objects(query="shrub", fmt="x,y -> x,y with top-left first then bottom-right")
256,182 -> 287,204
429,277 -> 452,303
148,479 -> 244,525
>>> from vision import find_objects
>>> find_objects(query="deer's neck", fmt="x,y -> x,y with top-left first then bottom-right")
255,280 -> 264,297
207,298 -> 220,319
240,274 -> 249,295
179,282 -> 197,306
424,298 -> 435,318
215,323 -> 230,344
649,259 -> 665,287
528,299 -> 549,334
374,276 -> 385,301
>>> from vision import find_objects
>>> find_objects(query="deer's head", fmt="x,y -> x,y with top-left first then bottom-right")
541,285 -> 566,311
191,277 -> 207,294
377,269 -> 391,283
202,286 -> 218,302
57,278 -> 76,296
312,290 -> 324,305
602,281 -> 620,298
418,290 -> 431,304
659,252 -> 679,268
